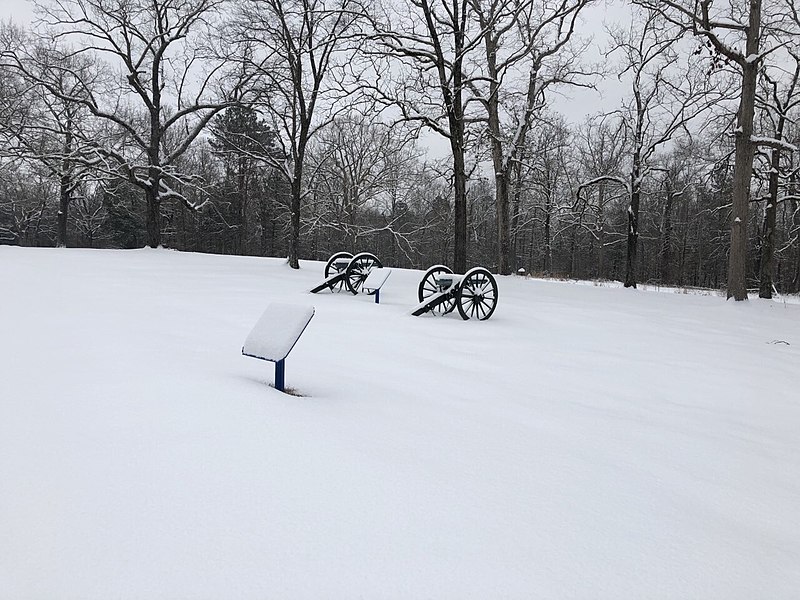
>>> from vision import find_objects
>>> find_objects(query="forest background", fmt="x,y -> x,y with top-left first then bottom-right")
1,0 -> 798,300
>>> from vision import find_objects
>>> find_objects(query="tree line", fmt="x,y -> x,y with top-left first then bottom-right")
1,0 -> 799,300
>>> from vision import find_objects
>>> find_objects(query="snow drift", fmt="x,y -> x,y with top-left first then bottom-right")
1,247 -> 798,599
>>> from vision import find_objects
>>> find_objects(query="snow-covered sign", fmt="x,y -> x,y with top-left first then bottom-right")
363,267 -> 391,291
243,303 -> 314,361
362,268 -> 391,303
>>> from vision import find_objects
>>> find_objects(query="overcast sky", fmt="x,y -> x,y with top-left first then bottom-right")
1,0 -> 630,26
1,0 -> 35,23
0,0 -> 632,155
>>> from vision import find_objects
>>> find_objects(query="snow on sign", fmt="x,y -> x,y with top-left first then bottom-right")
242,303 -> 315,391
362,268 -> 391,303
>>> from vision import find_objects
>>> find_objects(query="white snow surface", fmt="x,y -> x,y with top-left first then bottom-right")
242,303 -> 315,362
1,247 -> 799,599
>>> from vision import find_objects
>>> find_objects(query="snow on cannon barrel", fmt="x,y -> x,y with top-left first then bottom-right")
310,251 -> 383,295
411,265 -> 498,320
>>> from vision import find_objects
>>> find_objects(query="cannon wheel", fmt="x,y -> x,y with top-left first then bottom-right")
324,251 -> 353,292
457,267 -> 498,321
418,265 -> 456,315
345,252 -> 382,294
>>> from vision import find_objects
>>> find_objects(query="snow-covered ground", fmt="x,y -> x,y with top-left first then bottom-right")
1,247 -> 798,599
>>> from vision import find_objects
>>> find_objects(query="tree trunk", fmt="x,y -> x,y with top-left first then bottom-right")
483,35 -> 538,276
791,173 -> 800,292
238,156 -> 248,255
758,149 -> 781,298
597,184 -> 606,278
510,160 -> 523,273
678,197 -> 690,286
483,40 -> 510,275
726,0 -> 762,301
544,195 -> 552,275
758,109 -> 786,298
625,172 -> 641,288
288,173 -> 301,269
569,220 -> 578,277
56,122 -> 74,248
345,179 -> 358,251
432,0 -> 467,274
57,175 -> 70,248
660,186 -> 674,284
496,172 -> 511,274
145,185 -> 161,248
260,194 -> 270,257
452,139 -> 468,273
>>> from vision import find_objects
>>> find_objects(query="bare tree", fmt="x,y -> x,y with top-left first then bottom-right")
754,54 -> 800,298
519,116 -> 572,275
573,115 -> 628,278
468,0 -> 594,274
633,0 -> 800,299
0,28 -> 97,247
232,0 -> 367,268
370,0 -> 486,273
0,22 -> 28,135
72,183 -> 107,248
0,160 -> 51,246
577,11 -> 718,288
2,0 -> 244,248
306,114 -> 418,251
654,139 -> 704,285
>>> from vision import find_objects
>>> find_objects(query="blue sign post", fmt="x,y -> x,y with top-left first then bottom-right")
274,359 -> 285,391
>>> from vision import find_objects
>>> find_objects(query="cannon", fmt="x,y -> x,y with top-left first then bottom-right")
411,265 -> 498,320
310,251 -> 383,295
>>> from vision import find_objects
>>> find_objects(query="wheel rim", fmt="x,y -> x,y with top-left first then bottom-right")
324,252 -> 352,292
345,253 -> 382,294
457,269 -> 498,320
418,266 -> 456,315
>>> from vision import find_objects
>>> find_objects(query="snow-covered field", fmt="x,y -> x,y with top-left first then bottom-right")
1,247 -> 798,599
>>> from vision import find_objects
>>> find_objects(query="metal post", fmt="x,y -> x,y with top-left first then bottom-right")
375,288 -> 380,304
275,359 -> 285,392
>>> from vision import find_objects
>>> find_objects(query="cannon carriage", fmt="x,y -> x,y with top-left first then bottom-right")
412,265 -> 498,320
310,251 -> 383,295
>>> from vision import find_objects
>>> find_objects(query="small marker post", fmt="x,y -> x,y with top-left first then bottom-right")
375,288 -> 380,304
275,359 -> 285,391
